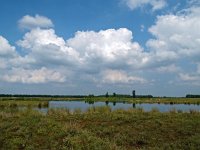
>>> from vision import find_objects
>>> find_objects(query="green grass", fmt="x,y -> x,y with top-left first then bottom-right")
85,97 -> 200,104
1,96 -> 200,104
0,96 -> 82,101
1,106 -> 200,149
0,100 -> 49,108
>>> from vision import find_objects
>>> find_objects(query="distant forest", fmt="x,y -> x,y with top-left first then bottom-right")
186,94 -> 200,98
0,94 -> 85,98
0,94 -> 153,98
0,94 -> 199,98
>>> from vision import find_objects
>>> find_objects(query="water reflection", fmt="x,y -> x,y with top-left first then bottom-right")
132,103 -> 136,108
34,101 -> 200,113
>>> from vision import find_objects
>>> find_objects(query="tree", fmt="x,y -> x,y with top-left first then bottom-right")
132,90 -> 136,98
105,92 -> 109,98
113,92 -> 116,97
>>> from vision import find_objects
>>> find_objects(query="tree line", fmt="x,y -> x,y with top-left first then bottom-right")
186,94 -> 200,98
0,94 -> 85,98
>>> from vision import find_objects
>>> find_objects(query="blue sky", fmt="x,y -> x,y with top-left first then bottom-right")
1,0 -> 154,43
0,0 -> 200,96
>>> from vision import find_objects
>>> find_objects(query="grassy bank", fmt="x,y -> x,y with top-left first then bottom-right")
1,96 -> 200,104
0,97 -> 82,101
0,100 -> 49,108
0,106 -> 200,149
85,97 -> 200,104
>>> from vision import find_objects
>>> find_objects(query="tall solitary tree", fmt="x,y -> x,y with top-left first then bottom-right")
132,90 -> 136,98
105,92 -> 109,98
113,92 -> 116,97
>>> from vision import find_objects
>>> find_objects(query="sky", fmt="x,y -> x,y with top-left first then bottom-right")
0,0 -> 200,96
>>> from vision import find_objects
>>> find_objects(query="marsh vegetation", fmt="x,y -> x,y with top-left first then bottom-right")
1,97 -> 200,149
1,102 -> 200,149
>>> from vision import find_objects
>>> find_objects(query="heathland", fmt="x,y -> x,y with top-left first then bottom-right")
1,97 -> 200,149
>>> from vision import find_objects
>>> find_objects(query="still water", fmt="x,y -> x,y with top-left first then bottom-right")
38,101 -> 200,113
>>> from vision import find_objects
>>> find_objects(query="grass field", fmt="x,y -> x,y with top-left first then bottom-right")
0,105 -> 200,149
0,100 -> 49,107
1,97 -> 200,149
85,97 -> 200,104
1,96 -> 200,105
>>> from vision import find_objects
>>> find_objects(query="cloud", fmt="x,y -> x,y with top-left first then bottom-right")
67,28 -> 148,71
16,27 -> 149,84
145,6 -> 200,85
124,0 -> 167,11
156,64 -> 181,73
0,36 -> 16,57
148,7 -> 200,59
17,28 -> 80,67
18,14 -> 54,30
187,0 -> 200,6
197,63 -> 200,74
0,32 -> 68,84
0,36 -> 22,70
101,69 -> 146,84
2,67 -> 65,84
2,9 -> 200,89
182,63 -> 200,84
179,72 -> 200,86
140,25 -> 145,32
179,73 -> 200,82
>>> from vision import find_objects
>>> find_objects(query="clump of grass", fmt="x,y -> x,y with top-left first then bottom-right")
177,109 -> 183,113
95,106 -> 111,113
150,107 -> 160,113
189,109 -> 199,114
47,108 -> 70,118
73,108 -> 82,114
0,100 -> 49,108
38,103 -> 42,108
137,107 -> 144,113
169,108 -> 177,114
86,107 -> 96,114
9,103 -> 18,108
37,102 -> 49,109
42,101 -> 49,108
86,106 -> 111,114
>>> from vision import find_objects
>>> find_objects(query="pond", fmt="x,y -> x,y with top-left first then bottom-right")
37,101 -> 200,113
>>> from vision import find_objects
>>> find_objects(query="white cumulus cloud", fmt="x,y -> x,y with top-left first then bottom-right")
148,7 -> 200,59
2,67 -> 65,84
145,6 -> 200,85
2,9 -> 200,88
179,73 -> 200,82
0,36 -> 17,57
67,28 -> 148,71
124,0 -> 167,11
0,36 -> 22,70
101,69 -> 146,84
18,14 -> 54,30
156,64 -> 181,73
17,28 -> 80,66
15,27 -> 150,84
